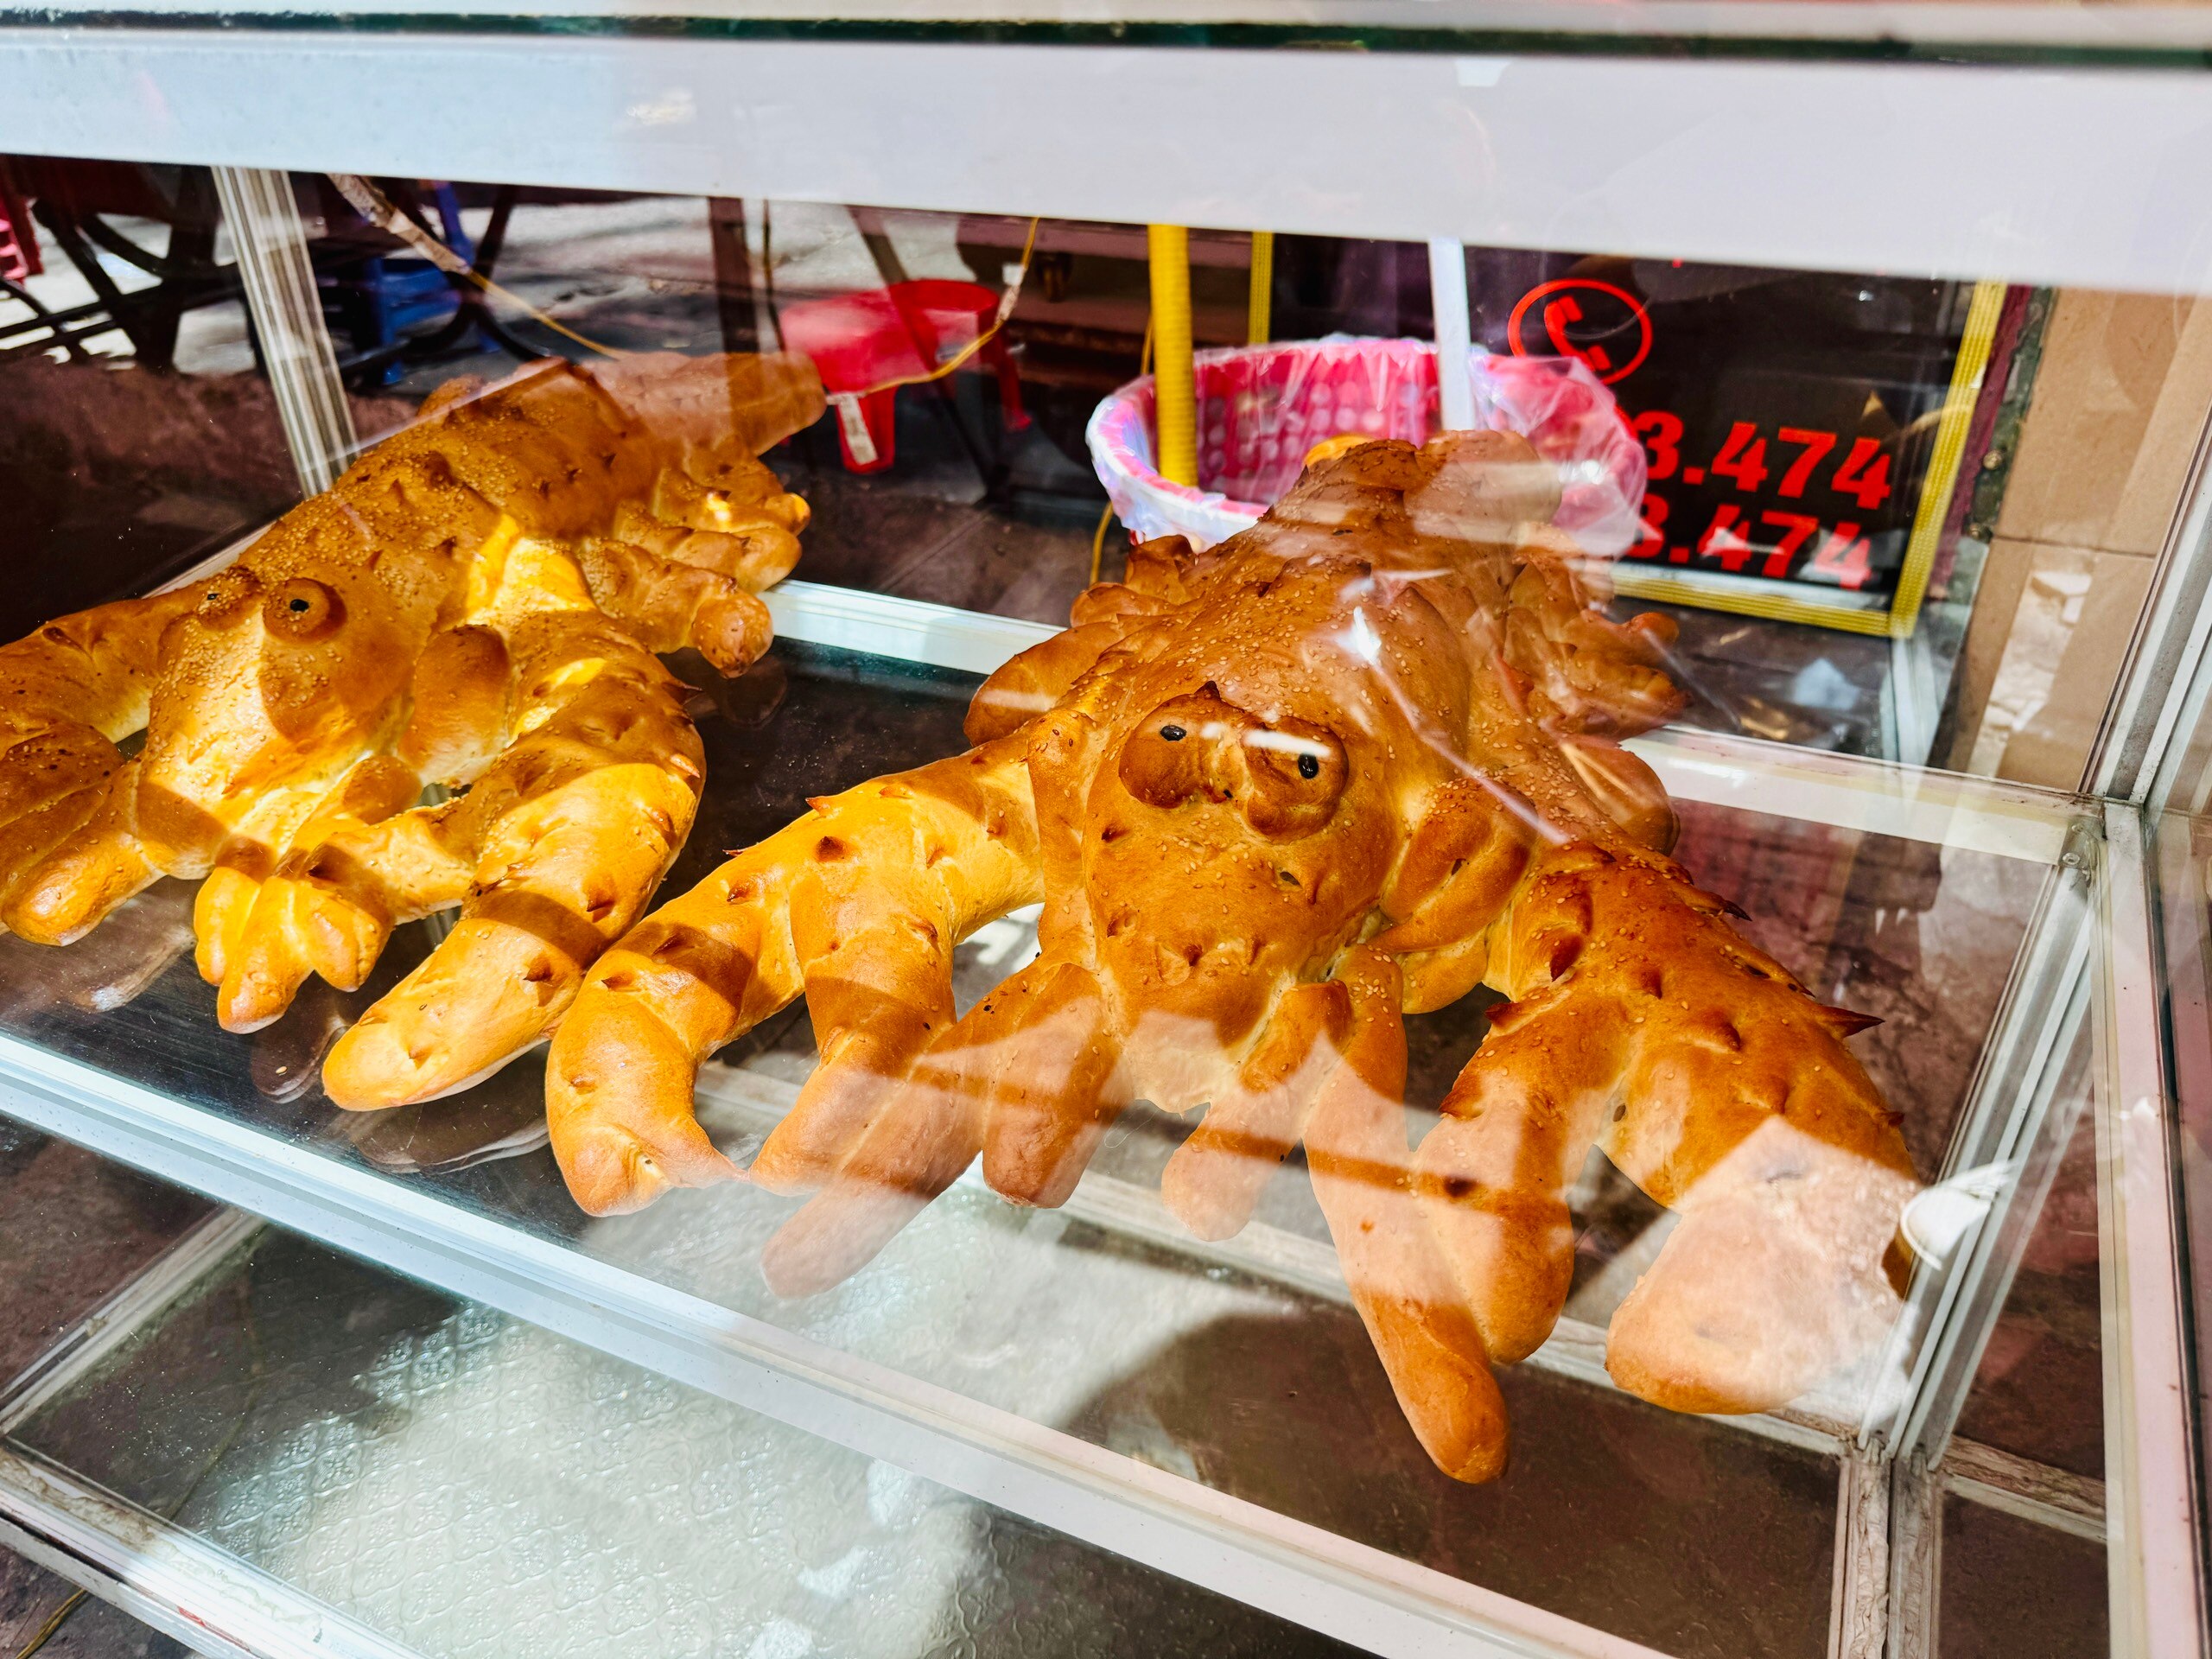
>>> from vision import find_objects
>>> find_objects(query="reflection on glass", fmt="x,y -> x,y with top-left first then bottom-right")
0,170 -> 2140,1657
11,1232 -> 1358,1659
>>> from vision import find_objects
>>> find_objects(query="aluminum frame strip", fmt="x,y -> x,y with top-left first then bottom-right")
1827,1449 -> 1891,1659
765,577 -> 1055,677
1885,1452 -> 1942,1659
2093,801 -> 2207,1659
0,1442 -> 422,1659
762,581 -> 2081,863
209,165 -> 356,495
1942,1439 -> 2107,1546
0,1033 -> 1662,1659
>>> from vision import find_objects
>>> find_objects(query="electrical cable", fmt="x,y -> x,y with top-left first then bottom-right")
846,216 -> 1040,401
327,175 -> 628,359
1090,314 -> 1154,585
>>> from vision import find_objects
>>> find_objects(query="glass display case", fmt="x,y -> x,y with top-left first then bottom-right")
1,10 -> 2210,1658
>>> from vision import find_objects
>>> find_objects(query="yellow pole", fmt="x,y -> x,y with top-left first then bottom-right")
1148,224 -> 1198,486
1247,230 -> 1274,346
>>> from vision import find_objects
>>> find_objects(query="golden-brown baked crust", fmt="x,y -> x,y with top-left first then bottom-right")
0,350 -> 823,1105
553,429 -> 1917,1479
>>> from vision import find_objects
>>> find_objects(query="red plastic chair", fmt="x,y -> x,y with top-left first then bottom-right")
777,278 -> 1028,474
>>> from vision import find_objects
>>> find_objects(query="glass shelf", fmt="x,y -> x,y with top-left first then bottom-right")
0,1211 -> 1382,1659
0,582 -> 2150,1659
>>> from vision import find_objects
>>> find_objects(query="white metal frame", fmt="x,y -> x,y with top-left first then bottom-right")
2094,804 -> 2208,1659
10,30 -> 2212,295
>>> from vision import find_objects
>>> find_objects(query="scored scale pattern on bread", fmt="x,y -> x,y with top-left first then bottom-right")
549,429 -> 1920,1482
0,351 -> 823,1111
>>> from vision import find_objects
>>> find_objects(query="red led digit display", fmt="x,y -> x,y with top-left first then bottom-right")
1479,260 -> 1980,604
1774,429 -> 1834,498
1620,415 -> 1910,590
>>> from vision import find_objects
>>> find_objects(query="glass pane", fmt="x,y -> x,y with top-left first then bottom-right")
10,1225 -> 1362,1659
0,633 -> 2085,1654
1939,1495 -> 2108,1659
0,148 -> 2182,1657
0,1122 -> 213,1413
1951,1094 -> 2104,1482
0,159 -> 304,625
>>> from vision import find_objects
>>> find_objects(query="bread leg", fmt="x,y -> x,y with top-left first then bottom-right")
1160,977 -> 1351,1241
2,760 -> 164,944
962,620 -> 1130,746
977,958 -> 1126,1208
649,457 -> 811,538
1414,987 -> 1635,1363
544,735 -> 1040,1216
760,951 -> 1068,1297
609,500 -> 801,594
1305,948 -> 1508,1484
321,611 -> 704,1109
748,865 -> 962,1195
210,757 -> 425,1031
230,622 -> 518,1001
1598,976 -> 1917,1413
0,591 -> 199,938
1415,840 -> 1916,1412
573,537 -> 774,677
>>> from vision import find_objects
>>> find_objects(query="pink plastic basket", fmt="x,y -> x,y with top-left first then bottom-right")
1086,336 -> 1647,555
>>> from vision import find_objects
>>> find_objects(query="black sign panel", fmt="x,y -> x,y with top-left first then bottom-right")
1467,257 -> 1978,603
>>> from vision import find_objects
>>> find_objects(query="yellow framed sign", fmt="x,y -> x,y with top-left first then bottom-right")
1472,262 -> 2010,639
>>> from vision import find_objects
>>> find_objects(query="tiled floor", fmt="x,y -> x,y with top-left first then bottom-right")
0,1125 -> 211,1659
0,1559 -> 188,1659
